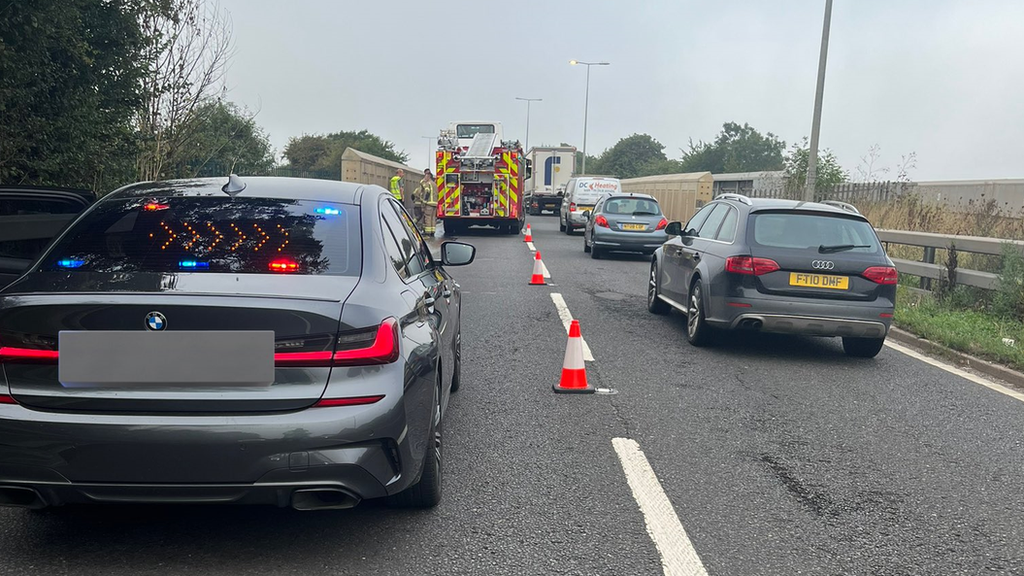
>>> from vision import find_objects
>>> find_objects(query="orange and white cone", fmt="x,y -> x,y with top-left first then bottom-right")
529,251 -> 546,286
554,320 -> 594,394
523,224 -> 533,242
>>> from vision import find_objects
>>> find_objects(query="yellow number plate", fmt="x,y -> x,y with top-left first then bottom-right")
789,272 -> 849,290
622,223 -> 646,231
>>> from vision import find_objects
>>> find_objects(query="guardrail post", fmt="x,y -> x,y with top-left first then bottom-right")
922,246 -> 936,290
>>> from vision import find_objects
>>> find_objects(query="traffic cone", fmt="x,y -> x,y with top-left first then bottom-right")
529,251 -> 546,286
554,320 -> 594,394
523,224 -> 533,242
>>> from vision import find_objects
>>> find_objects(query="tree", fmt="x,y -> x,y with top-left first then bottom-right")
283,130 -> 408,172
135,0 -> 234,181
592,134 -> 667,179
175,99 -> 275,176
784,138 -> 848,192
678,122 -> 785,174
0,0 -> 150,191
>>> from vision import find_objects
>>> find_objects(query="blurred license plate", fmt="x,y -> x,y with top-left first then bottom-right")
58,331 -> 275,387
622,223 -> 646,231
790,273 -> 849,290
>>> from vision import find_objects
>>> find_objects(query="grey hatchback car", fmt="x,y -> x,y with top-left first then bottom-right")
0,176 -> 475,511
648,194 -> 897,358
583,193 -> 669,258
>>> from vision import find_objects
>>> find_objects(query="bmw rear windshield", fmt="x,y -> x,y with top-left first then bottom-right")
40,197 -> 360,275
750,211 -> 881,254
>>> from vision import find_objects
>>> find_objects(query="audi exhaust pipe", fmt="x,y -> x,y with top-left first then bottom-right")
291,488 -> 361,511
0,486 -> 47,509
738,319 -> 763,331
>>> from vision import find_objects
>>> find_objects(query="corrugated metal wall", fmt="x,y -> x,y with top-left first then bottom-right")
340,148 -> 425,194
620,172 -> 714,223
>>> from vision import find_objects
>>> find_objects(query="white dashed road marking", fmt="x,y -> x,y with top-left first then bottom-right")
550,293 -> 595,361
526,241 -> 536,252
612,438 -> 709,576
885,340 -> 1024,403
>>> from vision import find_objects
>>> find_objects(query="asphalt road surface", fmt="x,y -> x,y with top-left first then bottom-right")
2,215 -> 1024,575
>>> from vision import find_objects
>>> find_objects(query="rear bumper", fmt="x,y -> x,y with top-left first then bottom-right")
0,394 -> 423,508
593,229 -> 667,252
728,313 -> 888,338
708,295 -> 893,338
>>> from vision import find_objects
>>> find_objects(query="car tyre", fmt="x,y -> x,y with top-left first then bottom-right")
686,281 -> 712,347
647,262 -> 670,315
590,245 -> 602,259
583,234 -> 591,253
388,383 -> 442,508
842,336 -> 885,358
558,216 -> 566,232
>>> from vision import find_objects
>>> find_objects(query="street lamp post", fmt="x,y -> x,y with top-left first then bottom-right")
804,0 -> 833,202
569,60 -> 610,175
514,97 -> 541,153
421,136 -> 434,172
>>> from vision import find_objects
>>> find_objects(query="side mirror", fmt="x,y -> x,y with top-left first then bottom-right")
441,241 -> 476,266
665,221 -> 683,236
524,159 -> 533,180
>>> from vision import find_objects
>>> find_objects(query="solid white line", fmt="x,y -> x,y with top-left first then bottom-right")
885,340 -> 1024,403
550,293 -> 595,361
612,438 -> 709,576
526,241 -> 536,252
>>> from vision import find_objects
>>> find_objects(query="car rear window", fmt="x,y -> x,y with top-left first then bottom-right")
39,197 -> 360,275
751,212 -> 880,253
602,197 -> 661,216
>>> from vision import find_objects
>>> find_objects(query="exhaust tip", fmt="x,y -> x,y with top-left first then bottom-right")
291,488 -> 361,511
0,486 -> 46,509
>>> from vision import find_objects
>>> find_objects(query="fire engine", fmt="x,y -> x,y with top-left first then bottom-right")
435,121 -> 530,236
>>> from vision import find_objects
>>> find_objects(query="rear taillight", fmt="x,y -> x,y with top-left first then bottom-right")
0,394 -> 17,405
656,218 -> 668,230
863,266 -> 898,285
594,214 -> 609,228
726,256 -> 780,276
569,202 -> 577,212
274,318 -> 400,367
315,395 -> 385,408
0,347 -> 59,364
333,318 -> 400,366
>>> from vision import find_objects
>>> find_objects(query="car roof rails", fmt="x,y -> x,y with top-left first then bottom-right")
716,193 -> 752,205
819,200 -> 860,214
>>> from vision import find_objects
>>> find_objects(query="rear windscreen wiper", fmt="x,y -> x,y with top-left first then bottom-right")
819,244 -> 872,254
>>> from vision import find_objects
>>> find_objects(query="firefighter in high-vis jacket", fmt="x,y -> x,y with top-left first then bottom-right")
389,169 -> 404,201
416,169 -> 438,235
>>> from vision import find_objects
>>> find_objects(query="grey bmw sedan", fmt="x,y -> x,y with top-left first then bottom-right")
0,176 -> 474,510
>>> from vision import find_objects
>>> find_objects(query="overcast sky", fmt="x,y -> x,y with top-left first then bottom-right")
218,0 -> 1024,181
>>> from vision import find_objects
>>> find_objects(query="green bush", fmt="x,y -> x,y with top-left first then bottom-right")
993,244 -> 1024,320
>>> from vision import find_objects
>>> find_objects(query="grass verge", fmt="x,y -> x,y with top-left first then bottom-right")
895,285 -> 1024,372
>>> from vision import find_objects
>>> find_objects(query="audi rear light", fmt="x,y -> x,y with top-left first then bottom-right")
0,394 -> 17,405
726,256 -> 780,276
315,395 -> 385,408
0,347 -> 59,364
863,266 -> 898,285
594,214 -> 609,228
656,218 -> 668,230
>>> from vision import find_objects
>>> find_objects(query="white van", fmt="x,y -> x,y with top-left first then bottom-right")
559,176 -> 622,234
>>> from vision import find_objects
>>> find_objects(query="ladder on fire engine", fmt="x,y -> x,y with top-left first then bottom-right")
465,133 -> 498,158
